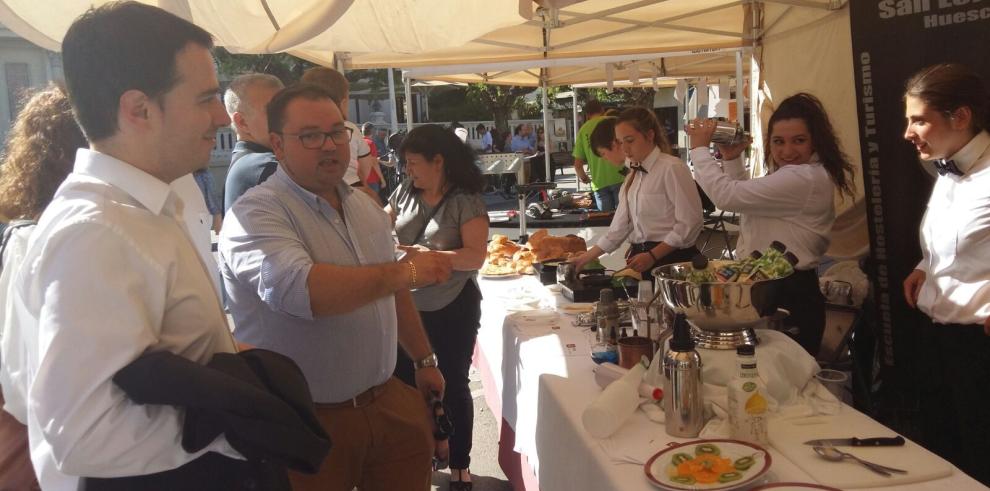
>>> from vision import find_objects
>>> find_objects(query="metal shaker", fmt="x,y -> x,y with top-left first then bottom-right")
710,119 -> 749,145
598,288 -> 619,347
662,313 -> 704,437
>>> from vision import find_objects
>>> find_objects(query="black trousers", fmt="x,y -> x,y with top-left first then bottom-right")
628,243 -> 701,278
918,322 -> 990,486
395,281 -> 482,470
775,268 -> 825,356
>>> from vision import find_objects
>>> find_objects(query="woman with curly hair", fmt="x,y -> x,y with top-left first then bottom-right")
686,93 -> 856,355
0,83 -> 86,490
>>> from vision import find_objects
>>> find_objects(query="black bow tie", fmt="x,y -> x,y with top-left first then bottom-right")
629,162 -> 648,174
934,159 -> 963,177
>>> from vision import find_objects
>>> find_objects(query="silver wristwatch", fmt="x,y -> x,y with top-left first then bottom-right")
413,353 -> 438,370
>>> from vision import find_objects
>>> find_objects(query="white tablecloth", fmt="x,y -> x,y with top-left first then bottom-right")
475,275 -> 988,491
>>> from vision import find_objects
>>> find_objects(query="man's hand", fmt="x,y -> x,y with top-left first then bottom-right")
407,251 -> 453,287
398,244 -> 430,257
626,252 -> 656,273
415,366 -> 445,403
574,159 -> 592,184
983,316 -> 990,336
903,269 -> 925,309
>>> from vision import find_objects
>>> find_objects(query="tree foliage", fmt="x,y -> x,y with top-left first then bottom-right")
465,83 -> 534,135
585,87 -> 657,110
212,48 -> 315,85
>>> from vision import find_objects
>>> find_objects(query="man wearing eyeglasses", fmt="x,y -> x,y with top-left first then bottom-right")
219,83 -> 453,490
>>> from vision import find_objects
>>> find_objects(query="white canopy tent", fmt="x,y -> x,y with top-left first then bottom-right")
0,0 -> 865,256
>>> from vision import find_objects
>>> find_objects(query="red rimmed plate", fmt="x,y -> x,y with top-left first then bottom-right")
748,484 -> 841,491
644,439 -> 772,490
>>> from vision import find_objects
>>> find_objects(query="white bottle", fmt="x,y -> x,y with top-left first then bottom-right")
727,344 -> 768,445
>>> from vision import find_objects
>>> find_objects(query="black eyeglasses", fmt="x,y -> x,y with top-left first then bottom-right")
278,127 -> 353,149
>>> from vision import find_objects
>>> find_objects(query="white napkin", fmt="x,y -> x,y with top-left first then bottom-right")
582,363 -> 647,438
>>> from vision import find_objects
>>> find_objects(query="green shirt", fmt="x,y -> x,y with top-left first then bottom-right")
572,116 -> 625,191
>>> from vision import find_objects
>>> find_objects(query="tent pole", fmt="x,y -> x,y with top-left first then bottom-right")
387,68 -> 399,134
403,71 -> 413,132
541,70 -> 551,182
735,51 -> 743,125
572,88 -> 579,190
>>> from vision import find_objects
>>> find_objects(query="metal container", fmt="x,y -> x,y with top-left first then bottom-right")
653,262 -> 790,349
711,119 -> 749,145
662,314 -> 704,438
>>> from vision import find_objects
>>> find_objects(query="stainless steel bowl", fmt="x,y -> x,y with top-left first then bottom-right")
653,262 -> 791,349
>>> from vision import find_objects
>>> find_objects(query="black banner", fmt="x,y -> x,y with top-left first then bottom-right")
850,2 -> 990,393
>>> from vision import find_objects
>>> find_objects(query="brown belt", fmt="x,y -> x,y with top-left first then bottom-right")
316,380 -> 389,409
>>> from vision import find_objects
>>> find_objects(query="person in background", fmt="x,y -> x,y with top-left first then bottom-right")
361,122 -> 386,196
223,72 -> 284,213
8,3 -> 243,489
386,124 -> 488,491
589,116 -> 626,166
900,63 -> 990,486
373,126 -> 389,157
571,107 -> 703,275
574,100 -> 625,211
477,124 -> 492,153
300,66 -> 381,204
524,123 -> 537,150
0,83 -> 86,491
193,168 -> 222,232
510,124 -> 533,153
220,84 -> 453,490
536,126 -> 546,153
687,93 -> 854,356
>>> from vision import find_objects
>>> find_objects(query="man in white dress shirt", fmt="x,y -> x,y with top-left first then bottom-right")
8,3 -> 243,489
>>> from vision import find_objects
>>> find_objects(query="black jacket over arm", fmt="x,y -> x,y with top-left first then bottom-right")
82,349 -> 331,491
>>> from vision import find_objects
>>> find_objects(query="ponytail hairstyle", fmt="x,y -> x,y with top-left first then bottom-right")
904,63 -> 990,134
763,92 -> 855,199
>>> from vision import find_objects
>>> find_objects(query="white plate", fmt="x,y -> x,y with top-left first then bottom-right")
479,272 -> 522,279
644,439 -> 771,491
748,484 -> 840,491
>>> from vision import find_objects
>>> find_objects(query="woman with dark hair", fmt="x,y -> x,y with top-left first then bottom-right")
900,63 -> 990,486
686,93 -> 855,355
0,83 -> 86,491
572,107 -> 703,276
386,124 -> 488,490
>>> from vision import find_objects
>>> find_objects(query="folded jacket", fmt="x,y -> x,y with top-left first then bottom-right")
82,348 -> 330,490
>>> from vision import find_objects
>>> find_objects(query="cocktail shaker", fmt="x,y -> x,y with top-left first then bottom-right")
662,313 -> 704,437
710,119 -> 749,145
598,288 -> 619,347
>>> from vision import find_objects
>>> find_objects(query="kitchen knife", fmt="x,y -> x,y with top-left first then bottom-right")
803,436 -> 906,447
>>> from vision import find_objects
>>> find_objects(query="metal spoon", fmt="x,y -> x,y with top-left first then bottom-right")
813,445 -> 908,476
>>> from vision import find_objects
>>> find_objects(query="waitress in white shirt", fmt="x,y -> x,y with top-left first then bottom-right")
900,63 -> 990,486
686,93 -> 855,355
572,107 -> 703,276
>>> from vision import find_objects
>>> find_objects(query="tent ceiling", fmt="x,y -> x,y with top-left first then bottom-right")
410,49 -> 745,87
0,0 -> 529,61
346,0 -> 751,72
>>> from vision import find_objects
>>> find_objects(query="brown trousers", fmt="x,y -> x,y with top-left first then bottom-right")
289,377 -> 434,491
0,390 -> 39,490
